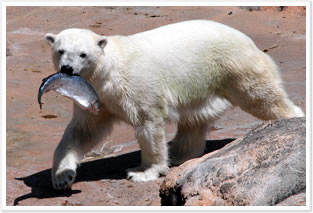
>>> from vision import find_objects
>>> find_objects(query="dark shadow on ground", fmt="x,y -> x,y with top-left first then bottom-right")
14,138 -> 235,205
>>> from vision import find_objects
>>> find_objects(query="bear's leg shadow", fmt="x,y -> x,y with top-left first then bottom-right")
127,119 -> 169,182
169,122 -> 209,166
52,110 -> 113,190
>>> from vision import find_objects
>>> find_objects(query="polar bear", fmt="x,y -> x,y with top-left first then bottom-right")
45,20 -> 304,190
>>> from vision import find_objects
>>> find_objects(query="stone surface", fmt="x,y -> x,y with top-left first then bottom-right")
5,6 -> 306,206
160,118 -> 306,206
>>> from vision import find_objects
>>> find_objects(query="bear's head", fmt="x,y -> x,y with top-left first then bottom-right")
45,28 -> 107,78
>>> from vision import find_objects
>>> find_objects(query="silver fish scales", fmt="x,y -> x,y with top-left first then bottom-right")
38,72 -> 100,114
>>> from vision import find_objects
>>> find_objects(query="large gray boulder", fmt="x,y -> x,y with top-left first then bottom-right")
160,117 -> 306,206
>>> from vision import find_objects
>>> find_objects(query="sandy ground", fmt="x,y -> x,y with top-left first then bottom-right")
6,6 -> 306,206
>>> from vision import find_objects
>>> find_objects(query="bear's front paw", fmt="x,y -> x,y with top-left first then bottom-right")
52,168 -> 76,190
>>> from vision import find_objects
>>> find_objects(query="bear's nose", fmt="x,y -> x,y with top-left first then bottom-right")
60,65 -> 73,75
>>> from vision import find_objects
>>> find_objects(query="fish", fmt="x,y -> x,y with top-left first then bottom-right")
38,72 -> 100,114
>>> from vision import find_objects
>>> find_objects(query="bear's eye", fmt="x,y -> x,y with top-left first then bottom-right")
80,53 -> 87,58
58,50 -> 64,55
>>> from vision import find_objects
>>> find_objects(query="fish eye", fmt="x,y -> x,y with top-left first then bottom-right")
80,53 -> 87,58
58,50 -> 64,55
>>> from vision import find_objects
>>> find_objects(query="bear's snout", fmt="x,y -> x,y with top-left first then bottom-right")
60,65 -> 74,75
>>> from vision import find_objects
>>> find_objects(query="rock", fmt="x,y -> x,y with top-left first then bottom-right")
160,117 -> 306,206
275,192 -> 306,206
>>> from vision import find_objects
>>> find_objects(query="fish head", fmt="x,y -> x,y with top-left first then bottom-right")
45,29 -> 107,78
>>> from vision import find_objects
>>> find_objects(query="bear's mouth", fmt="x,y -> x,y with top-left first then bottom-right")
59,65 -> 82,76
58,71 -> 80,77
60,65 -> 75,76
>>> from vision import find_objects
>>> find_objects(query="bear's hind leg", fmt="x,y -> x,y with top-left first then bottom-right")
226,72 -> 304,120
127,119 -> 169,182
169,122 -> 208,166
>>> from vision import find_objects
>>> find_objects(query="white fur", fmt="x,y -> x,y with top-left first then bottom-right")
45,20 -> 304,189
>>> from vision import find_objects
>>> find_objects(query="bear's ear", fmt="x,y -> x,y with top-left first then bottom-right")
97,36 -> 108,49
45,33 -> 56,47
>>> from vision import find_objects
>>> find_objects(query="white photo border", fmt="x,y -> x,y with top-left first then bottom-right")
1,1 -> 311,212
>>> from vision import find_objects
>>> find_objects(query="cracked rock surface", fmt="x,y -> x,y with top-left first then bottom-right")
160,118 -> 306,206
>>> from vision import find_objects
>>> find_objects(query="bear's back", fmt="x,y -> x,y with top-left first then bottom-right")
130,20 -> 256,51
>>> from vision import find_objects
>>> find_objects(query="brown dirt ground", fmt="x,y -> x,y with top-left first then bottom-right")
6,6 -> 306,206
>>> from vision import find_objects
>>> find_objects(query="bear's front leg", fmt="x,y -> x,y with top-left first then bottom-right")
52,107 -> 113,190
127,120 -> 169,182
52,123 -> 80,190
51,121 -> 86,189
